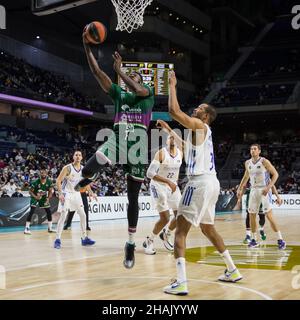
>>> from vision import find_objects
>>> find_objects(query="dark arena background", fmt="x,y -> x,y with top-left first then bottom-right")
0,0 -> 300,309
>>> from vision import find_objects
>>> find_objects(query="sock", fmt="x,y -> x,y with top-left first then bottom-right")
149,232 -> 157,241
128,227 -> 136,244
165,227 -> 172,236
221,250 -> 236,273
251,232 -> 257,241
176,257 -> 187,283
25,221 -> 30,228
246,229 -> 251,237
277,231 -> 283,240
48,221 -> 52,230
259,226 -> 264,231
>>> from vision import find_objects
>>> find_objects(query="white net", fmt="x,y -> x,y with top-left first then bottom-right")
111,0 -> 153,33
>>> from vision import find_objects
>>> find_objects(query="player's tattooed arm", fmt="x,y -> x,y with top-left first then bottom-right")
83,33 -> 112,93
168,71 -> 205,131
237,161 -> 250,199
262,159 -> 279,196
112,51 -> 149,96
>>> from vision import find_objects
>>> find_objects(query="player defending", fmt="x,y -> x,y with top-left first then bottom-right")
237,144 -> 286,249
24,168 -> 55,234
143,135 -> 182,254
162,71 -> 242,296
74,32 -> 155,268
54,151 -> 96,249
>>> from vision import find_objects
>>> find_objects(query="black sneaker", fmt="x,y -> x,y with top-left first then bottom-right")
123,242 -> 135,269
63,225 -> 71,230
74,173 -> 99,192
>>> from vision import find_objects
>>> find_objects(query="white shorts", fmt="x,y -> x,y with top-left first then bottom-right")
248,188 -> 272,214
150,181 -> 181,213
58,192 -> 84,213
177,175 -> 220,226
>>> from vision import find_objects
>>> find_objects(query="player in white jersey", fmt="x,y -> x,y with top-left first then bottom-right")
143,135 -> 182,254
161,71 -> 242,296
54,151 -> 96,249
237,144 -> 286,249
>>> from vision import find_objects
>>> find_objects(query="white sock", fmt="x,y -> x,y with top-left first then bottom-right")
128,232 -> 135,244
246,230 -> 251,237
25,221 -> 30,228
277,231 -> 283,240
251,232 -> 257,241
48,221 -> 52,230
221,250 -> 236,273
259,226 -> 264,231
149,232 -> 157,241
176,257 -> 187,283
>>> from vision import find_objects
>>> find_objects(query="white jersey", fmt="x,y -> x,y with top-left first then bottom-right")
157,147 -> 182,183
185,124 -> 216,176
247,157 -> 270,189
62,163 -> 83,193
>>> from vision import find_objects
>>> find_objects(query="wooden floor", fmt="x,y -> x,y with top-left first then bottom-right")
0,211 -> 300,300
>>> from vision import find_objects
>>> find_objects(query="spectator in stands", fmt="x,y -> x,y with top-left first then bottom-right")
12,187 -> 24,198
4,179 -> 18,197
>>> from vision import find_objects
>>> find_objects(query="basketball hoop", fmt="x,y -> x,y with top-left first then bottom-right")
111,0 -> 153,33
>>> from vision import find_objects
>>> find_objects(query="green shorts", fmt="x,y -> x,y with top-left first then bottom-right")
98,128 -> 147,182
30,197 -> 50,208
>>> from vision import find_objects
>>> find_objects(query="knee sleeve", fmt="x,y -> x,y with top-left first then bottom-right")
127,178 -> 142,229
45,208 -> 52,222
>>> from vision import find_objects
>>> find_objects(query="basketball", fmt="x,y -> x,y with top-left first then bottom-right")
84,21 -> 107,44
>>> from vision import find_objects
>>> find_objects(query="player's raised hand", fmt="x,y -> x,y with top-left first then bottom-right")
112,51 -> 122,72
169,70 -> 177,86
156,120 -> 171,133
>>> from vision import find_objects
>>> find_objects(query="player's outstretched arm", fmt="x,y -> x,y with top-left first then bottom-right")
168,71 -> 204,131
262,159 -> 279,195
236,161 -> 250,199
112,52 -> 149,97
156,119 -> 185,153
83,35 -> 112,93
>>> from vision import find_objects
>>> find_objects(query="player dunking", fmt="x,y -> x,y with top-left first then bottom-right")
74,31 -> 155,268
24,168 -> 55,234
54,151 -> 95,249
143,134 -> 182,254
237,144 -> 286,249
162,71 -> 242,296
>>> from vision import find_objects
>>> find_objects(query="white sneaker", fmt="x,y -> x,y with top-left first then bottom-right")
218,268 -> 243,283
164,279 -> 188,296
24,227 -> 31,235
159,228 -> 174,251
142,236 -> 156,255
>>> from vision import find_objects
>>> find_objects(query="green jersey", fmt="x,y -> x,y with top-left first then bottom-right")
30,177 -> 53,208
98,83 -> 154,181
109,83 -> 154,132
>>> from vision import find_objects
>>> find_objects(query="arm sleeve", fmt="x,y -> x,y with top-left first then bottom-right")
146,160 -> 160,179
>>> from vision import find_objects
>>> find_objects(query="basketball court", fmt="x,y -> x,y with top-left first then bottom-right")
1,210 -> 300,300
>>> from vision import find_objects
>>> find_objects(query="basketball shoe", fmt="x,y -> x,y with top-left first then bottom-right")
163,279 -> 188,296
159,228 -> 174,251
218,269 -> 243,283
143,236 -> 156,255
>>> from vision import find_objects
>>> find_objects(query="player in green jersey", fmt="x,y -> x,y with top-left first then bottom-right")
24,168 -> 55,235
75,32 -> 155,269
